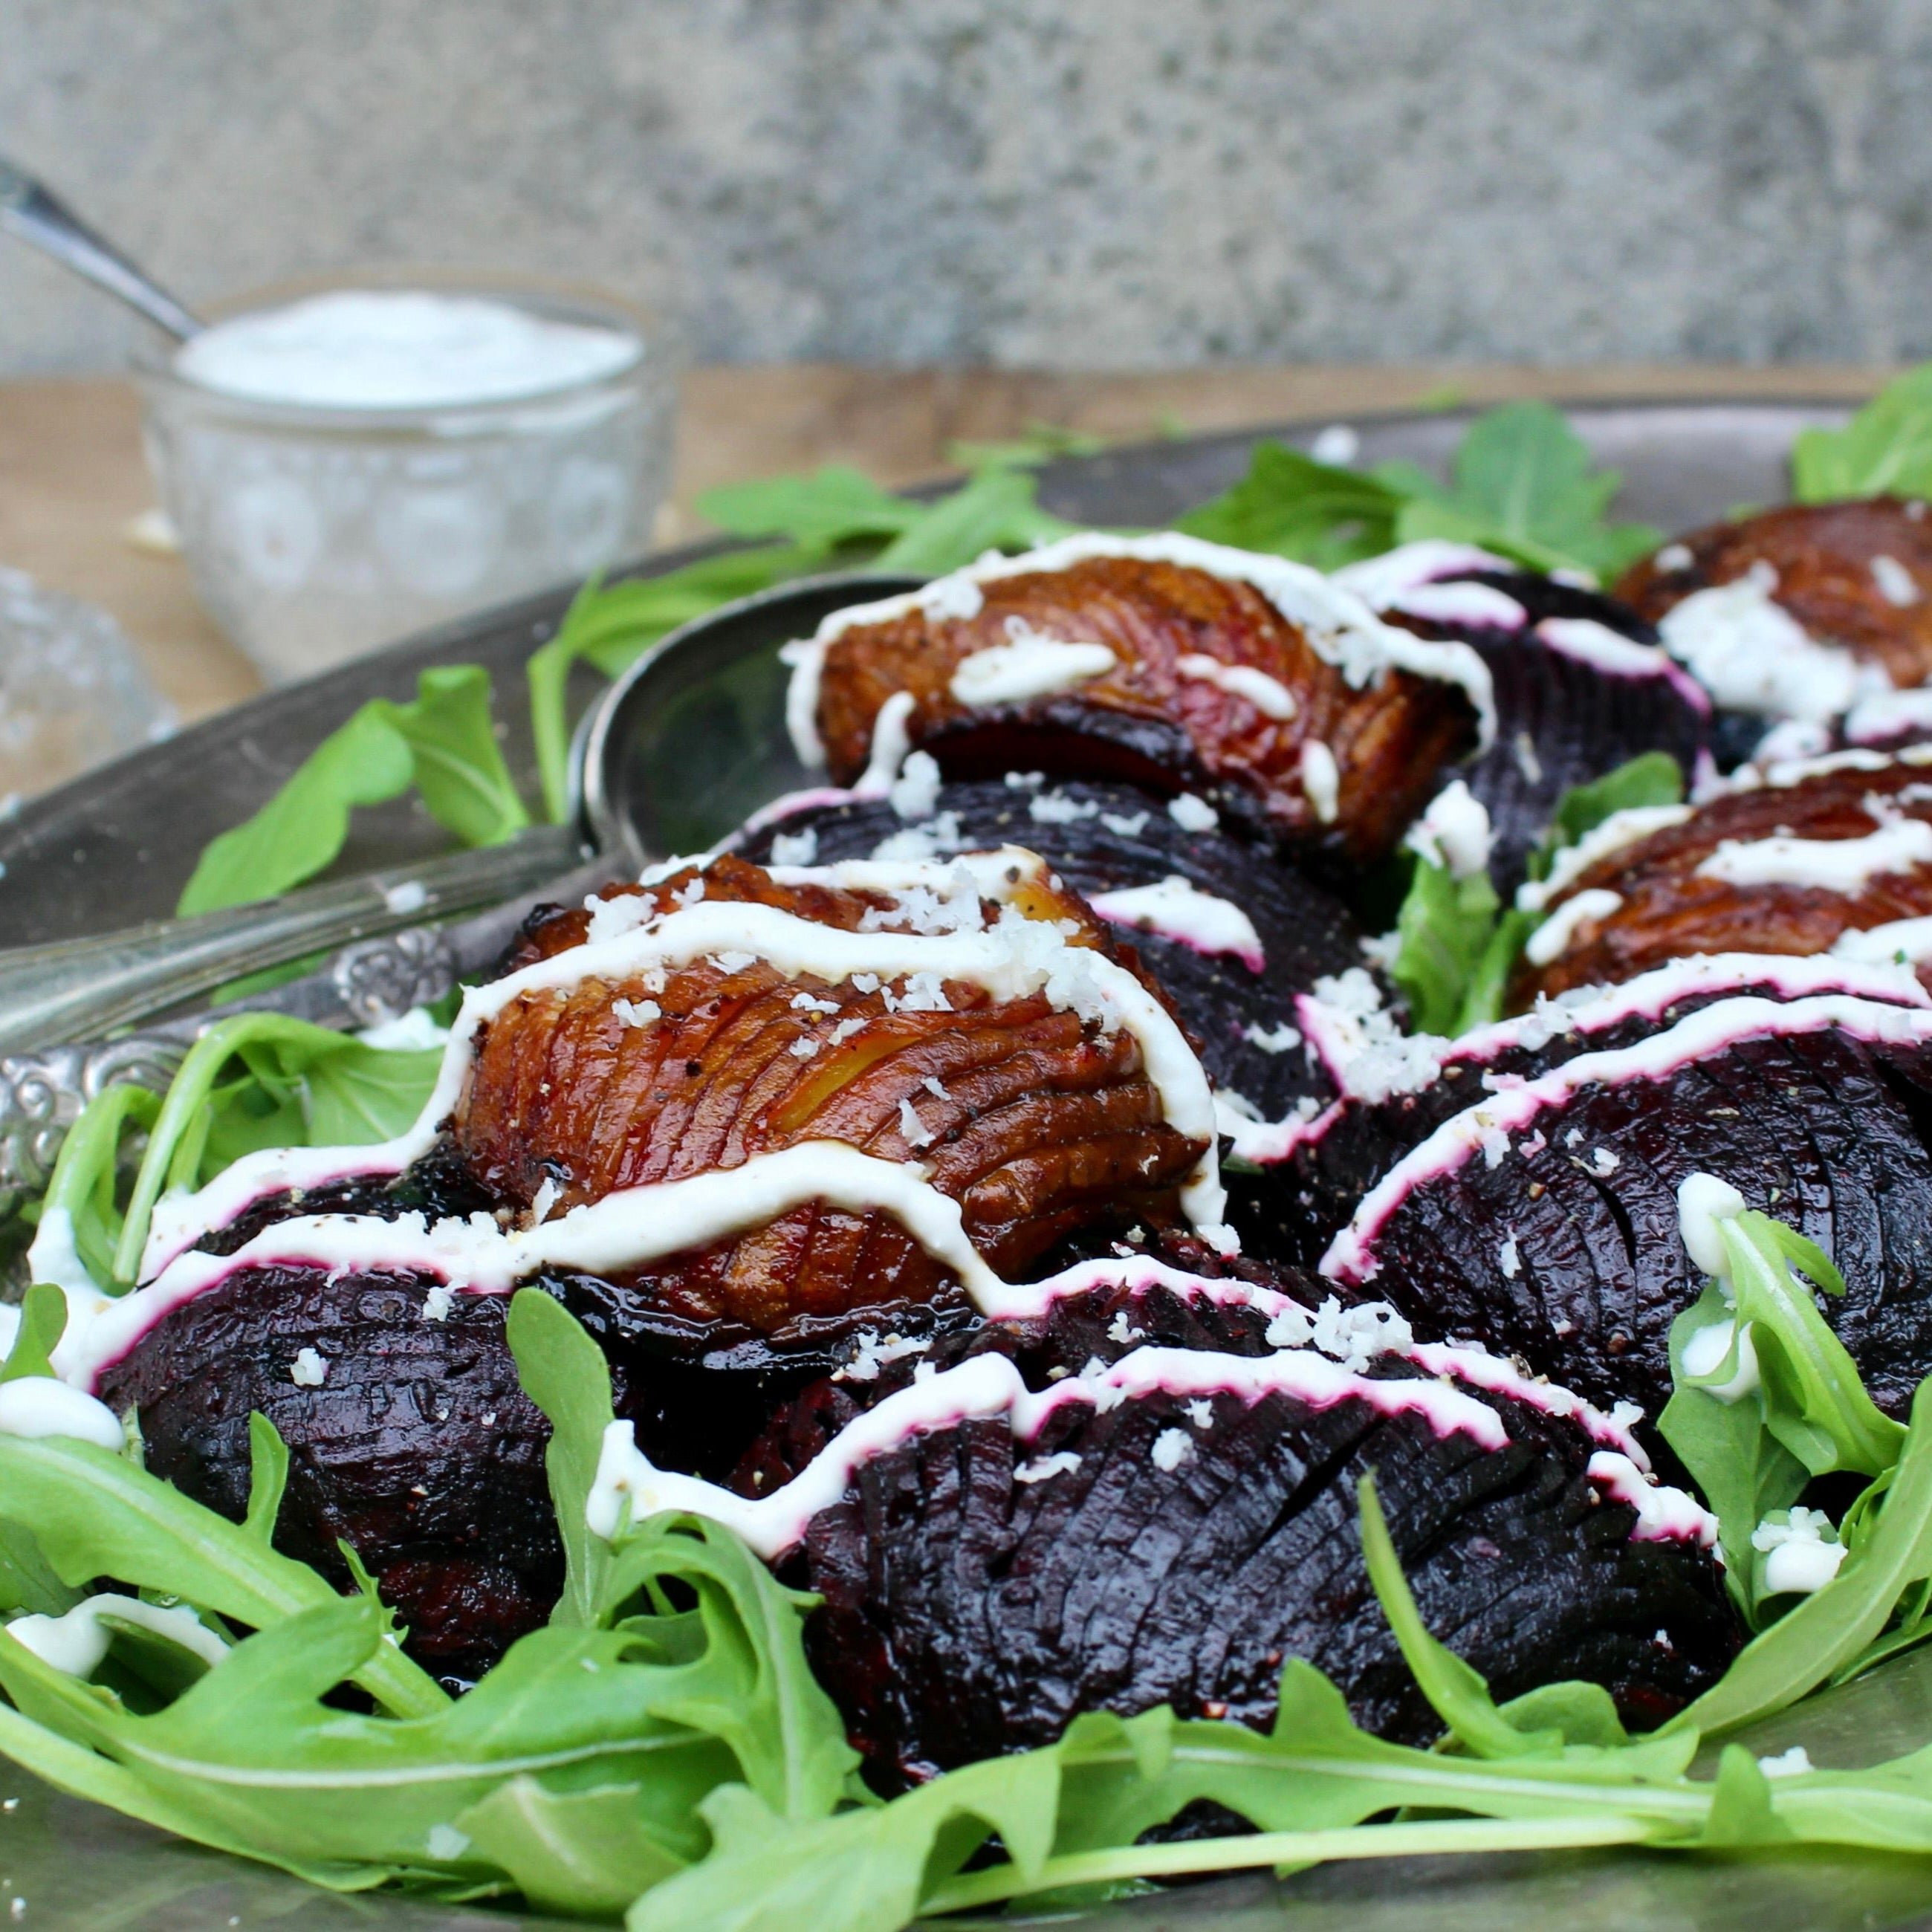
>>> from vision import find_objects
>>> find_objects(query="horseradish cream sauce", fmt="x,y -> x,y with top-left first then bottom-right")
174,291 -> 642,412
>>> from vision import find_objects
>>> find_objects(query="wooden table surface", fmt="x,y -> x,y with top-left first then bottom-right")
0,363 -> 1894,728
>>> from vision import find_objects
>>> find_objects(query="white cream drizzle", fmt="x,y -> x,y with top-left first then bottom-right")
1323,993 -> 1932,1283
1173,653 -> 1299,721
1405,779 -> 1494,881
132,858 -> 1228,1285
1658,565 -> 1883,722
1583,1452 -> 1717,1545
583,1343 -> 1515,1558
5,1593 -> 230,1679
1332,541 -> 1517,614
1833,915 -> 1932,966
781,532 -> 1497,769
1329,952 -> 1929,1115
1523,889 -> 1624,966
1300,740 -> 1341,823
1516,805 -> 1694,912
1845,688 -> 1932,747
949,630 -> 1117,707
0,1377 -> 123,1448
1696,816 -> 1932,894
1534,619 -> 1712,715
1086,876 -> 1265,971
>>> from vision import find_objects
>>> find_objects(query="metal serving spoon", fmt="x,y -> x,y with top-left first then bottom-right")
0,571 -> 918,1058
0,155 -> 204,341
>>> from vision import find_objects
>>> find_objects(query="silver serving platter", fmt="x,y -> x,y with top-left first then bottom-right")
9,401 -> 1932,1932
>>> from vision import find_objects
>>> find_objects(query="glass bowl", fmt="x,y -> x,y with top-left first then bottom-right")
135,272 -> 682,684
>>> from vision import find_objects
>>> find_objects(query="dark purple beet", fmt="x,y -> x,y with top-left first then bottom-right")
1385,572 -> 1708,889
1281,959 -> 1932,1268
737,777 -> 1367,1145
97,1266 -> 559,1690
1327,1016 -> 1932,1422
790,1309 -> 1737,1783
94,1258 -> 988,1684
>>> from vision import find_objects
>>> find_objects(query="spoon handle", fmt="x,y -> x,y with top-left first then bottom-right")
0,826 -> 583,1057
0,155 -> 204,341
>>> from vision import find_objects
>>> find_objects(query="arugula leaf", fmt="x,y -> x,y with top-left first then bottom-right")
177,667 -> 527,917
694,466 -> 925,553
1542,748 -> 1685,855
0,1432 -> 445,1717
1667,1375 -> 1932,1737
177,706 -> 413,918
526,546 -> 811,823
1382,402 -> 1661,580
597,1517 -> 857,1823
1660,1281 -> 1809,1621
110,1014 -> 441,1288
459,1776 -> 689,1918
873,464 -> 1079,575
1722,1214 -> 1905,1481
35,1080 -> 159,1291
1176,442 -> 1403,568
1390,858 -> 1503,1039
506,1286 -> 615,1627
242,1412 -> 290,1546
372,665 -> 528,849
1792,366 -> 1932,504
0,1282 -> 67,1384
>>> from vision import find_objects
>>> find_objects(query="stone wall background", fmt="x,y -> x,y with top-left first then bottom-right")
4,0 -> 1928,376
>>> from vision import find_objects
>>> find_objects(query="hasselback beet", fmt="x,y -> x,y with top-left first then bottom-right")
791,537 -> 1490,864
1277,953 -> 1932,1267
1335,543 -> 1710,889
737,777 -> 1369,1144
774,1283 -> 1736,1783
1321,994 -> 1932,1422
1511,750 -> 1932,1005
453,855 -> 1210,1329
1616,498 -> 1932,692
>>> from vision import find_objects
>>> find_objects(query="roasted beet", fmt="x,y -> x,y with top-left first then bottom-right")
737,777 -> 1367,1139
456,855 -> 1209,1330
1511,750 -> 1932,1005
789,1305 -> 1737,1782
1277,953 -> 1932,1266
97,1267 -> 560,1690
1336,545 -> 1710,889
794,540 -> 1488,863
1616,499 -> 1932,691
1322,995 -> 1932,1422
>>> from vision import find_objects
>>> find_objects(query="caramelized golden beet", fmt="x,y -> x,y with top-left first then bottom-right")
1615,499 -> 1932,686
457,857 -> 1205,1331
1511,756 -> 1932,1005
813,555 -> 1479,861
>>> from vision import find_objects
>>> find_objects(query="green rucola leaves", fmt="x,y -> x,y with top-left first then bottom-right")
1791,365 -> 1932,504
177,667 -> 527,916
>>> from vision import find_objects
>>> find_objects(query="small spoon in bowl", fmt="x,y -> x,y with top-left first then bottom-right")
0,155 -> 204,341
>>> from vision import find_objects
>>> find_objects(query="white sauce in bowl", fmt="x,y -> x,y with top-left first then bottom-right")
174,291 -> 643,411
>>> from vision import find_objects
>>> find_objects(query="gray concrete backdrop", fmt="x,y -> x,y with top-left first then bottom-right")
4,0 -> 1930,376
